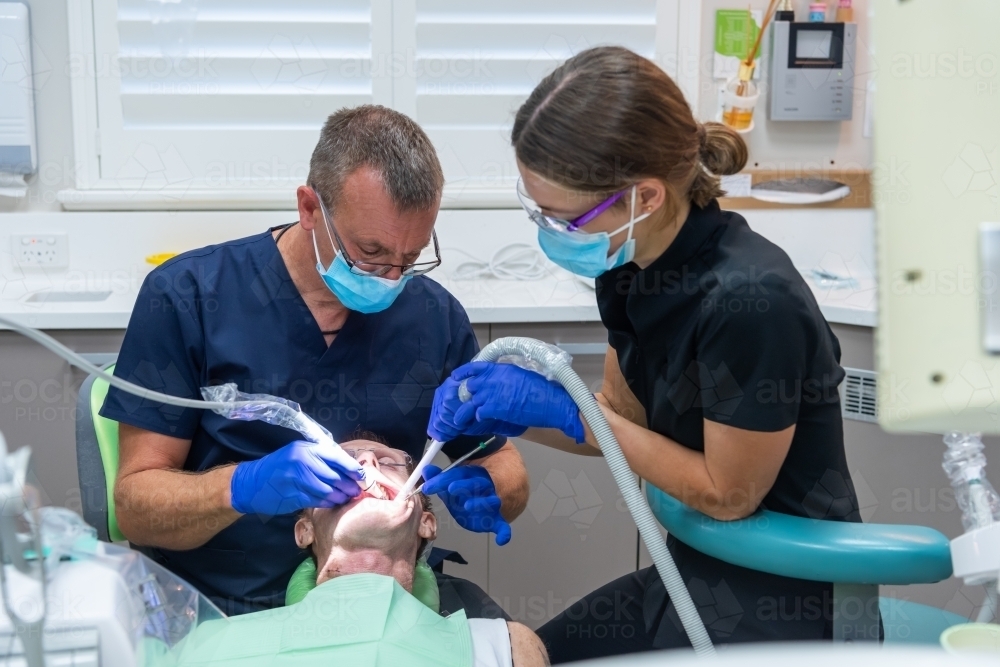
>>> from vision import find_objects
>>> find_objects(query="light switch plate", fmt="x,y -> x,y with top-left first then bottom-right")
980,222 -> 1000,354
11,233 -> 70,268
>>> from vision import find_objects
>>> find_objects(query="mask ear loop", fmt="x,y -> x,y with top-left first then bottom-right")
310,227 -> 328,271
626,186 -> 639,244
313,191 -> 342,270
607,186 -> 651,240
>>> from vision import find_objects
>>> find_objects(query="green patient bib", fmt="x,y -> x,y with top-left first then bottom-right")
169,574 -> 472,667
286,558 -> 441,613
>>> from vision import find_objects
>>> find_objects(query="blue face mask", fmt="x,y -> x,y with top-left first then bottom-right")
312,227 -> 410,314
536,186 -> 652,278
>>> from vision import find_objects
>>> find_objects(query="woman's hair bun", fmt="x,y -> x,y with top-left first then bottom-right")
688,122 -> 749,207
698,122 -> 748,177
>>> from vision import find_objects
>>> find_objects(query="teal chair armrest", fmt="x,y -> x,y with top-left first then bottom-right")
645,484 -> 953,585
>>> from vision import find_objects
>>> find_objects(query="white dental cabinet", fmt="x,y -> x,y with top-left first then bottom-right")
0,208 -> 984,627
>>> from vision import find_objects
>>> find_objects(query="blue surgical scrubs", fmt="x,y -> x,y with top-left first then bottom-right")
101,225 -> 504,615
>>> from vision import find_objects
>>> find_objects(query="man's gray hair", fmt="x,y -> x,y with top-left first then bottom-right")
308,105 -> 444,213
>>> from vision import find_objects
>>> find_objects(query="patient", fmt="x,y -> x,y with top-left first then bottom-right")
294,436 -> 549,667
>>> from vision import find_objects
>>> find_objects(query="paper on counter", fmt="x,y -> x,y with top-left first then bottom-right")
720,174 -> 752,198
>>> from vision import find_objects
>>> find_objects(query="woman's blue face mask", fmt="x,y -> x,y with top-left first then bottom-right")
524,184 -> 652,279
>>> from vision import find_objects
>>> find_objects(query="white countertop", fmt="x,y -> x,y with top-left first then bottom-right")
0,209 -> 876,330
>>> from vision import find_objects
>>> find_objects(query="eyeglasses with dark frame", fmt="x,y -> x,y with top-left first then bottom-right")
313,185 -> 442,277
342,446 -> 413,472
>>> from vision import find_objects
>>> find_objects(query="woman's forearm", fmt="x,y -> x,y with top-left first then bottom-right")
521,401 -> 763,519
587,405 -> 755,520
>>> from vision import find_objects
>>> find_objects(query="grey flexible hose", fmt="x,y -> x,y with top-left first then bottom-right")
0,314 -> 248,411
473,337 -> 715,656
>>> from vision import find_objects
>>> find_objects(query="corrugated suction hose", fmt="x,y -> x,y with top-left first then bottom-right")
473,337 -> 714,656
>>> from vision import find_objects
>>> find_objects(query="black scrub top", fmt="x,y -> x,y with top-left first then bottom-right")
101,227 -> 503,615
595,200 -> 862,644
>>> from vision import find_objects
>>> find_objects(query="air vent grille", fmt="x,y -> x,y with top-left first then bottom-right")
842,367 -> 877,423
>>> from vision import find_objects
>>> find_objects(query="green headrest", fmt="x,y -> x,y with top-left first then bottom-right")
286,558 -> 441,612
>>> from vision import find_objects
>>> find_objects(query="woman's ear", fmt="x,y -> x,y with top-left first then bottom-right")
418,509 -> 438,542
635,178 -> 667,213
294,513 -> 315,549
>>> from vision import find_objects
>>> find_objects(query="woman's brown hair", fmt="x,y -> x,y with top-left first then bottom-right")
512,46 -> 748,213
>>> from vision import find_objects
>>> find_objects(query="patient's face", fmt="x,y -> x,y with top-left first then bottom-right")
294,439 -> 436,584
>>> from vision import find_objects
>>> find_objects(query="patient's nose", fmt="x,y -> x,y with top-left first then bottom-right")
355,450 -> 379,469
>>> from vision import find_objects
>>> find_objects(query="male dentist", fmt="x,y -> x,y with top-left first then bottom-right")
101,105 -> 528,614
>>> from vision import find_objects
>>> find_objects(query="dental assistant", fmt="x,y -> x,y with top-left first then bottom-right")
102,106 -> 529,615
430,47 -> 863,660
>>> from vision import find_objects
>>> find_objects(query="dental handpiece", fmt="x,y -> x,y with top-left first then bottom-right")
406,437 -> 495,500
396,439 -> 446,500
397,378 -> 476,500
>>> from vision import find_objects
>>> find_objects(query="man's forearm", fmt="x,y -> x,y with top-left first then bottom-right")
479,442 -> 529,522
115,465 -> 241,550
521,427 -> 603,456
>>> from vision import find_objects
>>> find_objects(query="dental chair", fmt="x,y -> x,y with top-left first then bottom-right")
76,365 -> 126,542
645,484 -> 965,645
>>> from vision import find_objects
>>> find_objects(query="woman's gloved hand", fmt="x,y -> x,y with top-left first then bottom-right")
421,464 -> 512,546
230,439 -> 364,516
451,362 -> 586,443
428,374 -> 528,441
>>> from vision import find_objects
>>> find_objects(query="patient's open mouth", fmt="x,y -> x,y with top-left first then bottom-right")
360,481 -> 397,501
358,467 -> 400,501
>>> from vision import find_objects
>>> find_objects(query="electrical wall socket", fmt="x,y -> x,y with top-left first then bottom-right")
11,234 -> 70,268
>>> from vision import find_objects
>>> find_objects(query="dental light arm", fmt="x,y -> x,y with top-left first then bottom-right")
0,433 -> 45,667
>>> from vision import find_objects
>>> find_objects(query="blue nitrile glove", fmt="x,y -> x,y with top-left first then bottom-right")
230,439 -> 365,516
422,464 -> 512,546
428,374 -> 527,441
453,362 -> 586,443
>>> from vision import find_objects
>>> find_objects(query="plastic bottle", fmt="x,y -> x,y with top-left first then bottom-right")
835,0 -> 853,22
942,432 -> 1000,532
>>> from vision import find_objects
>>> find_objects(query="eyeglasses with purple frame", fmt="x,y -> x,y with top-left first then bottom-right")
516,178 -> 626,233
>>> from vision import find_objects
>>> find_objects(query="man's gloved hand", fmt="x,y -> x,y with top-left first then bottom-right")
230,439 -> 364,516
421,464 -> 512,546
428,374 -> 528,441
452,362 -> 586,443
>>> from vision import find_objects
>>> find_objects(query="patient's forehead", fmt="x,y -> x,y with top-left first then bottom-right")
340,439 -> 411,482
343,438 -> 380,447
342,438 -> 399,452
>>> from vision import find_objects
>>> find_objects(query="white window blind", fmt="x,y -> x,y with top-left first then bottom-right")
92,0 -> 390,191
67,0 -> 684,208
393,0 -> 662,199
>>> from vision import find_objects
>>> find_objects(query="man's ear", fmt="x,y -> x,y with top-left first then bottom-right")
418,509 -> 437,542
294,513 -> 315,549
296,185 -> 322,232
